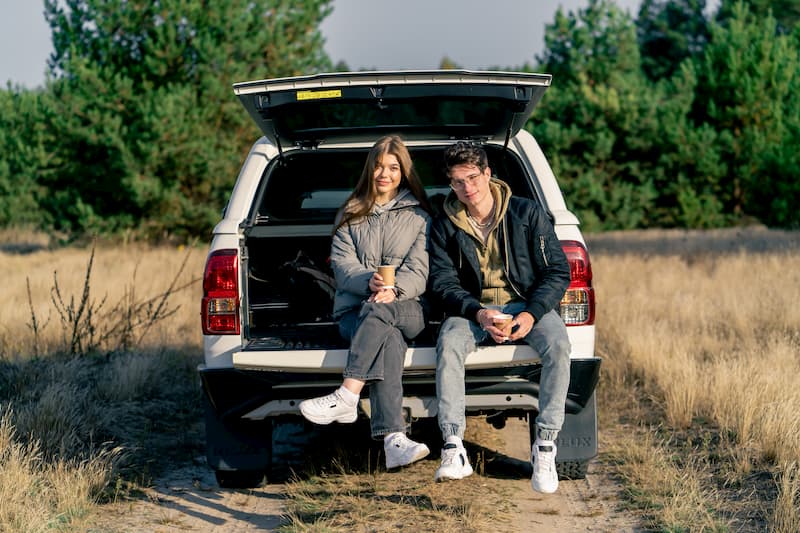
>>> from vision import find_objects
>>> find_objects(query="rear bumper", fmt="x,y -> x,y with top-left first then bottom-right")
234,344 -> 549,373
199,357 -> 601,422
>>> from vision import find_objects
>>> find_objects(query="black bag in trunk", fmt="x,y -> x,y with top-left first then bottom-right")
279,251 -> 336,322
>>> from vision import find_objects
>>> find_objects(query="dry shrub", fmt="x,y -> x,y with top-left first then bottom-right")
0,411 -> 120,532
0,243 -> 205,358
0,241 -> 205,531
772,461 -> 800,533
608,428 -> 726,530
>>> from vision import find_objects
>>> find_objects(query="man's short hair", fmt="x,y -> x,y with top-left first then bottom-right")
444,141 -> 488,172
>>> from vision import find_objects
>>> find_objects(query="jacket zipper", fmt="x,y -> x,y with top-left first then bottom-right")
502,217 -> 524,299
539,235 -> 549,267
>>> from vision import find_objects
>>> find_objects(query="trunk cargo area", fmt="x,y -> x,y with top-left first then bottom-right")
241,144 -> 533,349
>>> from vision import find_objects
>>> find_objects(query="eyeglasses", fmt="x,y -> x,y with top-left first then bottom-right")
449,172 -> 483,190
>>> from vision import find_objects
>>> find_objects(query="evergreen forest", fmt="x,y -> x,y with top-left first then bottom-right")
1,0 -> 798,240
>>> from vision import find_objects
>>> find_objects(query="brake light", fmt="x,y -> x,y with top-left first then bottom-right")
559,240 -> 595,326
201,249 -> 240,335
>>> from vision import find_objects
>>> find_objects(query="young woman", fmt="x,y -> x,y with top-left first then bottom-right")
299,135 -> 433,470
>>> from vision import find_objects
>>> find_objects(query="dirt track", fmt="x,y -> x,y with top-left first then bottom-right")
87,417 -> 644,532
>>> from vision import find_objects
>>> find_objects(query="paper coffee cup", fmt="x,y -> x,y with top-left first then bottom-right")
377,265 -> 396,289
493,313 -> 513,335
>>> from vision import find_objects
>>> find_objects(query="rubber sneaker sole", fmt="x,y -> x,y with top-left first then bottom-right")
298,403 -> 357,425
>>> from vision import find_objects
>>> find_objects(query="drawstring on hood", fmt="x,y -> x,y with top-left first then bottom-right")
442,178 -> 520,305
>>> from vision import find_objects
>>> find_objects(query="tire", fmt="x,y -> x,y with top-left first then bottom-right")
556,460 -> 589,480
215,469 -> 265,489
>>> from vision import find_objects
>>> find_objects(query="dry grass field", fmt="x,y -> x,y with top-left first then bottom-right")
0,226 -> 798,531
590,227 -> 800,531
0,231 -> 207,532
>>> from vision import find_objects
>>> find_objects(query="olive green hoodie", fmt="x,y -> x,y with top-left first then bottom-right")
443,178 -> 520,306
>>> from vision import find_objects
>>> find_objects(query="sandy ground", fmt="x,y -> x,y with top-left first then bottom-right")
86,417 -> 644,532
489,420 -> 642,533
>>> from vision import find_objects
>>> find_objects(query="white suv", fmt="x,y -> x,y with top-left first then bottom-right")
200,70 -> 599,487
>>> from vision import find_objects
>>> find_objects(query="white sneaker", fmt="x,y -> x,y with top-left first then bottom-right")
299,390 -> 357,425
384,433 -> 430,469
531,440 -> 559,493
434,442 -> 473,481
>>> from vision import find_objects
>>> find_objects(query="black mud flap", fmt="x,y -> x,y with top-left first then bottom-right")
203,393 -> 271,487
527,391 -> 598,480
555,391 -> 598,479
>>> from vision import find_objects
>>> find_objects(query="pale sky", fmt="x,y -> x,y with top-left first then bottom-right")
2,0 -> 661,89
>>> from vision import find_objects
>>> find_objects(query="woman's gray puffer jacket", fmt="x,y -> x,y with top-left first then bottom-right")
330,188 -> 430,318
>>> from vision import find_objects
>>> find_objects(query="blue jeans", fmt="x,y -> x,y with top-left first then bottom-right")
436,304 -> 571,442
339,300 -> 425,439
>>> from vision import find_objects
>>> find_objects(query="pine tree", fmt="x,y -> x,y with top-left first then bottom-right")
636,0 -> 710,81
41,0 -> 333,238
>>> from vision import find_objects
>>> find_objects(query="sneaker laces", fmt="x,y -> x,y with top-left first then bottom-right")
387,433 -> 412,449
440,443 -> 463,467
307,390 -> 344,409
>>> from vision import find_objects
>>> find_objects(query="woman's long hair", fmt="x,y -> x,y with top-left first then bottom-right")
335,135 -> 432,232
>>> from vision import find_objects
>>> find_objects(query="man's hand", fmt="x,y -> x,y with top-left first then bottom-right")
508,311 -> 534,341
476,308 -> 511,343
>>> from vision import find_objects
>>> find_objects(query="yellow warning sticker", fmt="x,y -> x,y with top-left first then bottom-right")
296,89 -> 342,101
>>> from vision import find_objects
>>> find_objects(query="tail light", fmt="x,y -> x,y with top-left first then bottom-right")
559,240 -> 595,326
201,249 -> 240,335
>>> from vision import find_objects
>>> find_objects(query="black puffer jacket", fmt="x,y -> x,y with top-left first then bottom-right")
428,194 -> 571,322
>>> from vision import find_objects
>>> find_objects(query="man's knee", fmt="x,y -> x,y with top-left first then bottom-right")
437,317 -> 475,351
552,335 -> 571,358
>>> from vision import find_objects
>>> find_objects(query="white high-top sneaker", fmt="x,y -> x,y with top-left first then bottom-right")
434,441 -> 473,481
298,390 -> 357,425
531,440 -> 559,493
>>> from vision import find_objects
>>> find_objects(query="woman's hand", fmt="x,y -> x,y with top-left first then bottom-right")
367,272 -> 396,303
368,272 -> 386,292
369,287 -> 397,304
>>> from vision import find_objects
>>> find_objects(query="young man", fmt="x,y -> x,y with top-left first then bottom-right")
427,142 -> 572,493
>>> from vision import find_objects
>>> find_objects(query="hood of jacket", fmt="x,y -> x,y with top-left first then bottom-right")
443,178 -> 511,235
372,188 -> 417,213
335,188 -> 419,227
